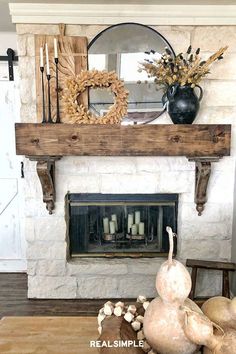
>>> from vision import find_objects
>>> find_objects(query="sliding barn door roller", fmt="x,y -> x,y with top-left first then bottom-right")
0,48 -> 18,81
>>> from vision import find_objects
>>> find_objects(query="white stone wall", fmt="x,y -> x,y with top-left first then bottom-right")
17,24 -> 236,298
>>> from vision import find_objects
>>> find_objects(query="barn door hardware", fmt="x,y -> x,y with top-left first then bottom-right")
0,48 -> 18,81
20,161 -> 24,178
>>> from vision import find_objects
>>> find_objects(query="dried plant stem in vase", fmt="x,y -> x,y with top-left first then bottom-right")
140,46 -> 228,124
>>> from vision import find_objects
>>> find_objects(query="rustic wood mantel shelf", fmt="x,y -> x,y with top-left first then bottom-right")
15,123 -> 231,215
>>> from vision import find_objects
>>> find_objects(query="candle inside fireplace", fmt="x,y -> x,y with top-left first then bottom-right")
128,213 -> 134,233
45,43 -> 50,75
135,211 -> 141,224
54,38 -> 58,59
139,222 -> 145,235
103,217 -> 109,234
40,47 -> 44,68
109,221 -> 116,235
131,224 -> 138,235
111,214 -> 118,231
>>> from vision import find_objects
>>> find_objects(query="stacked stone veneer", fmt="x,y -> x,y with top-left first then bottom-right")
17,24 -> 236,298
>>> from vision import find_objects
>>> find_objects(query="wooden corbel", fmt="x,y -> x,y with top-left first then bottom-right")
188,157 -> 221,216
28,156 -> 61,214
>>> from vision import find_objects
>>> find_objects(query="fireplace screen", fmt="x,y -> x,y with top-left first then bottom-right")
67,194 -> 178,257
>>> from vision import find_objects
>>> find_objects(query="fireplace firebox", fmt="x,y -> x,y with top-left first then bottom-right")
67,194 -> 178,257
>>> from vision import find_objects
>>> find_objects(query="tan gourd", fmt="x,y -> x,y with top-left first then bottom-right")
201,296 -> 236,331
183,308 -> 236,354
203,329 -> 236,354
143,226 -> 200,354
201,297 -> 236,354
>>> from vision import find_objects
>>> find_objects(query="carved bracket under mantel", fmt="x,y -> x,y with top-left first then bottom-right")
188,157 -> 221,216
27,156 -> 61,214
26,155 -> 222,216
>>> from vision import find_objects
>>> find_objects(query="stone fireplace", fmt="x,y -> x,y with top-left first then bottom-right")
13,10 -> 236,299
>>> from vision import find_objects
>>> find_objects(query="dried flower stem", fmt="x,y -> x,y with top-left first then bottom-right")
140,46 -> 228,88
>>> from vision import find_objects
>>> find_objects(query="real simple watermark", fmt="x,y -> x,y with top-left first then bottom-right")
90,340 -> 144,348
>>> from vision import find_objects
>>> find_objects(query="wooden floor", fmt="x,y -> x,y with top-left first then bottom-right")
0,273 -> 136,318
0,316 -> 98,353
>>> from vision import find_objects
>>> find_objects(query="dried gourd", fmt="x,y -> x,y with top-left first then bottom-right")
201,296 -> 236,331
183,308 -> 236,354
143,226 -> 201,354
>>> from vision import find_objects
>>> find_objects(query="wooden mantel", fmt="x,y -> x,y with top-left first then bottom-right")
15,123 -> 231,215
15,123 -> 230,157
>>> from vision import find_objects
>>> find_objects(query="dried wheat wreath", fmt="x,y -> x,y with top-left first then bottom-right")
62,70 -> 129,124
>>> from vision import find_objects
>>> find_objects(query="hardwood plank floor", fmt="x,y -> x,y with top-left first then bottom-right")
0,317 -> 98,354
0,273 -> 136,318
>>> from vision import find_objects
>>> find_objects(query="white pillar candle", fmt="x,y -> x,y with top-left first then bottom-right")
127,214 -> 134,233
131,224 -> 138,235
138,222 -> 145,236
103,217 -> 109,234
54,38 -> 58,59
40,47 -> 44,68
45,43 -> 50,75
109,221 -> 116,235
135,211 -> 141,225
111,214 -> 118,231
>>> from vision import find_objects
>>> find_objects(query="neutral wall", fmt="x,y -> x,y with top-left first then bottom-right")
0,31 -> 17,81
16,24 -> 236,298
232,167 -> 236,295
0,32 -> 17,54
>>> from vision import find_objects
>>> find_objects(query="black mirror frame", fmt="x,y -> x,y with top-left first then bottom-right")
87,22 -> 176,124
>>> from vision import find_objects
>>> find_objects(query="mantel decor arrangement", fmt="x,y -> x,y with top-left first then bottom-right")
140,45 -> 228,124
14,25 -> 232,216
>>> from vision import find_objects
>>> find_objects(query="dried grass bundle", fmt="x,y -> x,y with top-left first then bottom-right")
140,46 -> 228,88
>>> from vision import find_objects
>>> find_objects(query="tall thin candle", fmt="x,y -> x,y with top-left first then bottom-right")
54,38 -> 58,59
45,43 -> 50,75
40,47 -> 44,68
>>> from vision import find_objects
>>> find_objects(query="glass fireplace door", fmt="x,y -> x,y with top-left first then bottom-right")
67,194 -> 178,257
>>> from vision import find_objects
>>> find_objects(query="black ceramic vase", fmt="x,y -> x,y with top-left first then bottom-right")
166,84 -> 203,124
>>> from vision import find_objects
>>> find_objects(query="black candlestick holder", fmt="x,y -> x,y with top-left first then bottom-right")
40,66 -> 46,123
55,57 -> 60,123
47,74 -> 53,123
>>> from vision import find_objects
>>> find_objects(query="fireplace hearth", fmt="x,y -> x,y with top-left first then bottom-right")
67,193 -> 178,257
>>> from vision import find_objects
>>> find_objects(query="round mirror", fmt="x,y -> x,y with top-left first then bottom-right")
88,23 -> 175,124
